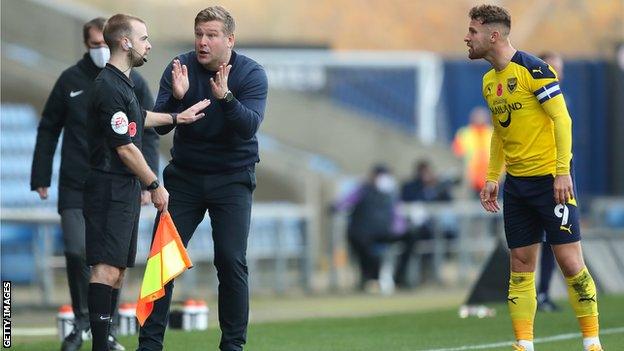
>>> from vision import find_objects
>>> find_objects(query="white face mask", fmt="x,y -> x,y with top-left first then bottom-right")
375,174 -> 397,194
89,47 -> 110,68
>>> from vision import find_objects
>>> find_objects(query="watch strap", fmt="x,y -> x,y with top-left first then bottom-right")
146,180 -> 160,191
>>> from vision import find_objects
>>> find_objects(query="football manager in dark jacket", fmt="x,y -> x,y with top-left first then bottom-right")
137,6 -> 267,351
30,17 -> 159,351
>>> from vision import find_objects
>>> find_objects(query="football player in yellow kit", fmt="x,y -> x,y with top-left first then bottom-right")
464,5 -> 602,351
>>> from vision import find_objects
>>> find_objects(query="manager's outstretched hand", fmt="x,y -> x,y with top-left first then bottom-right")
171,59 -> 189,100
176,99 -> 211,124
210,63 -> 232,99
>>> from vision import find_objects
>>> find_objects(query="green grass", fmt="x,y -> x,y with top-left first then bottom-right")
10,294 -> 624,350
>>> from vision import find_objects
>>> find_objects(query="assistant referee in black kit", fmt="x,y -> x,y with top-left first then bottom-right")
137,6 -> 268,351
85,14 -> 209,351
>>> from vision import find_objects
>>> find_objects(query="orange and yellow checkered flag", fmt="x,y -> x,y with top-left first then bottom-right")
136,212 -> 192,326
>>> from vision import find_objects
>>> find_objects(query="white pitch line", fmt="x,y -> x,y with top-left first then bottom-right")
10,325 -> 624,348
422,326 -> 624,351
12,327 -> 57,336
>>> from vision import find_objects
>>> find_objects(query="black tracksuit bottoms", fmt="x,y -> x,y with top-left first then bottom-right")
138,163 -> 256,351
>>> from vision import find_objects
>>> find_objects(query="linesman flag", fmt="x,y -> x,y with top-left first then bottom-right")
136,212 -> 193,326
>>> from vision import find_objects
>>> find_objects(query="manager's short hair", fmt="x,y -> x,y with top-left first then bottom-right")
103,14 -> 145,53
195,6 -> 235,35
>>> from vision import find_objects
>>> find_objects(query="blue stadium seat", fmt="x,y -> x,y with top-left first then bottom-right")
0,223 -> 36,284
0,103 -> 61,209
0,104 -> 37,129
605,206 -> 624,229
327,67 -> 417,132
0,253 -> 36,284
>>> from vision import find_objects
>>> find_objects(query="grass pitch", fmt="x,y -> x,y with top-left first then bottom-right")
10,294 -> 623,350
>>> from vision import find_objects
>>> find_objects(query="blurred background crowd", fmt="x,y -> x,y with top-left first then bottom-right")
1,0 -> 623,307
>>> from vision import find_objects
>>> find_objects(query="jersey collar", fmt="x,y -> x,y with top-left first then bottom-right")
104,63 -> 135,88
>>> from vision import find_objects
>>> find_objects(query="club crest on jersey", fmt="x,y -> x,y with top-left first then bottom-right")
507,77 -> 517,93
111,111 -> 129,135
496,83 -> 503,96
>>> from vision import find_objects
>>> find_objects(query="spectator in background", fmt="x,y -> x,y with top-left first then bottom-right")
452,106 -> 493,197
30,17 -> 159,351
401,160 -> 453,203
536,51 -> 565,312
401,160 -> 457,284
333,164 -> 408,292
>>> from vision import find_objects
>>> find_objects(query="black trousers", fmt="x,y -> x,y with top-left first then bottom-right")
138,164 -> 255,351
348,230 -> 417,289
60,209 -> 91,330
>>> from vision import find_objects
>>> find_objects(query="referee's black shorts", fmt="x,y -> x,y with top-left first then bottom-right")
83,170 -> 141,268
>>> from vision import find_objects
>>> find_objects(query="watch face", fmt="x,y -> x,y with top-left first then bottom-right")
225,91 -> 234,102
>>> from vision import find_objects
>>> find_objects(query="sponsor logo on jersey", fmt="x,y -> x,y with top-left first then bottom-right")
489,101 -> 523,115
111,111 -> 129,135
485,83 -> 493,96
560,224 -> 573,234
499,110 -> 512,128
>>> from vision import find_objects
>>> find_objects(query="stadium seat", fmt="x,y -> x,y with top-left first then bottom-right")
0,223 -> 36,283
0,103 -> 62,208
605,206 -> 624,229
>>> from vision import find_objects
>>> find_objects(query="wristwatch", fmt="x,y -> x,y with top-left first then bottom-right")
170,113 -> 178,126
146,180 -> 160,191
221,90 -> 234,102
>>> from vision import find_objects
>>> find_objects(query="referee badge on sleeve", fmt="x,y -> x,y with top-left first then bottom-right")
111,111 -> 129,135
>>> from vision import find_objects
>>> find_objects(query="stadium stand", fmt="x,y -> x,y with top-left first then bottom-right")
0,104 -> 63,284
0,104 -> 61,208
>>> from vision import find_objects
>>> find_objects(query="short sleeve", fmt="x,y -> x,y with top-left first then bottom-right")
95,83 -> 132,148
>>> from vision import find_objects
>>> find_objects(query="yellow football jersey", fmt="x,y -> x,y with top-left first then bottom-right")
482,51 -> 573,181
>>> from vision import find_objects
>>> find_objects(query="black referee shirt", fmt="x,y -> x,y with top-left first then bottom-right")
87,64 -> 145,176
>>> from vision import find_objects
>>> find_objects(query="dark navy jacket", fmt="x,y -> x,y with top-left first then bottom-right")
154,50 -> 268,174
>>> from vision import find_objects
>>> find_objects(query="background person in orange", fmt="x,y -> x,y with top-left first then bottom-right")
452,106 -> 493,197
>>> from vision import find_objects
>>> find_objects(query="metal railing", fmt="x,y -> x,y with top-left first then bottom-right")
0,203 -> 314,305
327,200 -> 503,291
327,199 -> 624,292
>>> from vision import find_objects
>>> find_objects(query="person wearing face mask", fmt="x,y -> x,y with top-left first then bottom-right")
30,17 -> 160,351
332,164 -> 409,292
